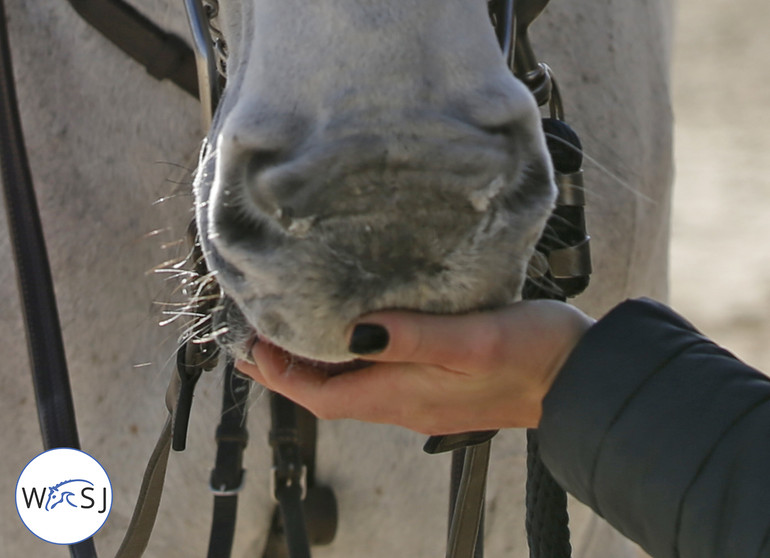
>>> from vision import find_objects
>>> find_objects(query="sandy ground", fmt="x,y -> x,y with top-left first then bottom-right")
670,0 -> 770,373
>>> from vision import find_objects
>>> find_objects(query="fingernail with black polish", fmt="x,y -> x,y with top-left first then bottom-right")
349,324 -> 389,355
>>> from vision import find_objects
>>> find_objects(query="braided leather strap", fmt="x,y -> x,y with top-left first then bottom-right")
525,429 -> 571,558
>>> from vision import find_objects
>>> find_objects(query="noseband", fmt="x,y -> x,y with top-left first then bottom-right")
1,1 -> 590,557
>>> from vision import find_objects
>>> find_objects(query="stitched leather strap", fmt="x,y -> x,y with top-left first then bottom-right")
0,0 -> 82,457
1,2 -> 97,555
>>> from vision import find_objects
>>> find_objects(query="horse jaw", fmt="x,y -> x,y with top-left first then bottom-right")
195,0 -> 556,363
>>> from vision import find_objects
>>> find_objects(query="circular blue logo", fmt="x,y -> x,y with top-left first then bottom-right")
16,448 -> 112,545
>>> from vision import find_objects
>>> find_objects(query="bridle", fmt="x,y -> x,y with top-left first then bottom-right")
0,0 -> 590,557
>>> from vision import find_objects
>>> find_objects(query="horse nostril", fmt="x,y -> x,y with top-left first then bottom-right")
245,149 -> 284,179
212,143 -> 323,247
210,148 -> 286,250
212,196 -> 273,251
245,153 -> 306,222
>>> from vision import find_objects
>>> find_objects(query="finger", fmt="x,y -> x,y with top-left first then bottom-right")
235,358 -> 267,386
244,341 -> 423,425
348,309 -> 508,373
243,341 -> 327,392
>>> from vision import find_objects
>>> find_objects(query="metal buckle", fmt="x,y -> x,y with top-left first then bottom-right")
270,464 -> 308,504
209,471 -> 245,496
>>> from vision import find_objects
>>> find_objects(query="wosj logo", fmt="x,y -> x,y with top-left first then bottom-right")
16,448 -> 112,545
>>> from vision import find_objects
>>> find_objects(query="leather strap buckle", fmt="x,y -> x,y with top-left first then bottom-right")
270,464 -> 307,504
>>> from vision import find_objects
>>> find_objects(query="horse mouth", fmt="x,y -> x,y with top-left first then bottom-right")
252,334 -> 374,376
206,296 -> 370,373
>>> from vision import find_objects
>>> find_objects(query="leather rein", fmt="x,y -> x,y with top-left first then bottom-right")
0,1 -> 590,557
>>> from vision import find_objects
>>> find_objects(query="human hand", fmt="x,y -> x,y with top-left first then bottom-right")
236,300 -> 594,434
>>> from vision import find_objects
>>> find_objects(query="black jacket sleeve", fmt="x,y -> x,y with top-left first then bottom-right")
538,298 -> 770,558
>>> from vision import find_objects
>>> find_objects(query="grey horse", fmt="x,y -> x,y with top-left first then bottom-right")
2,0 -> 671,556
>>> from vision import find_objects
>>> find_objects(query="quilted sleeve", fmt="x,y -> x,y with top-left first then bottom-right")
538,298 -> 770,558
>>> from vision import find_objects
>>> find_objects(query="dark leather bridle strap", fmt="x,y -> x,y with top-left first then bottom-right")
268,393 -> 313,558
262,397 -> 338,558
64,0 -> 199,98
207,362 -> 251,558
1,1 -> 197,555
0,2 -> 96,556
3,1 -> 238,556
0,0 -> 81,456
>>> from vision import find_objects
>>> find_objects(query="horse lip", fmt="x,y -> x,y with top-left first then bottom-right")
253,334 -> 373,376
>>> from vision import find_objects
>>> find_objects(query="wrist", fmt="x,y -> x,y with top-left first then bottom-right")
521,301 -> 594,427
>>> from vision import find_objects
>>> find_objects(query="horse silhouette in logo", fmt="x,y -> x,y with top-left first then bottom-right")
44,479 -> 94,511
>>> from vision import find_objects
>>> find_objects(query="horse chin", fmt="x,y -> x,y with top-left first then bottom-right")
201,203 -> 545,364
256,336 -> 375,375
213,298 -> 372,373
211,269 -> 528,368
